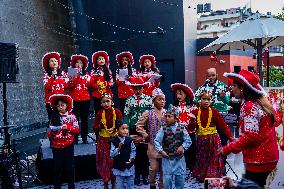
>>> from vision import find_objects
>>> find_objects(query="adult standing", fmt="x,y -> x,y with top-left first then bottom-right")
218,70 -> 280,188
195,68 -> 230,113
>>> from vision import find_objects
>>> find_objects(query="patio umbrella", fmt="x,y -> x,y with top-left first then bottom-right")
199,13 -> 284,85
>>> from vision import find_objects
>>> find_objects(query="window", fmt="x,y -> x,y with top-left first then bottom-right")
234,66 -> 241,73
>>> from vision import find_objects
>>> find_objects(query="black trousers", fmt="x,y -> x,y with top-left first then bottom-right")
185,132 -> 196,171
119,98 -> 127,115
129,127 -> 149,178
45,103 -> 53,123
52,144 -> 75,189
73,100 -> 90,141
244,170 -> 271,188
93,98 -> 102,117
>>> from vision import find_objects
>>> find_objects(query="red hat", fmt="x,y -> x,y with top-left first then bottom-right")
49,94 -> 73,111
125,76 -> 146,86
70,54 -> 89,70
223,70 -> 266,96
139,55 -> 156,67
116,52 -> 134,65
42,52 -> 61,72
92,51 -> 110,67
171,83 -> 194,100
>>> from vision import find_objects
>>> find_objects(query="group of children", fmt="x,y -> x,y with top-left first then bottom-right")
42,51 -> 235,189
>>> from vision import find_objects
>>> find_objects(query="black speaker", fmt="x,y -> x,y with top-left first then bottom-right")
0,43 -> 19,82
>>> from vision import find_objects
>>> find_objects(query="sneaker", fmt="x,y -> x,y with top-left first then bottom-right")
134,178 -> 142,186
142,177 -> 149,185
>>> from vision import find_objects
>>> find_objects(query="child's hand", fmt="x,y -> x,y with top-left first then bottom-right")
176,146 -> 185,155
280,139 -> 284,151
160,151 -> 169,158
219,91 -> 226,98
62,124 -> 68,130
118,142 -> 124,150
108,127 -> 114,132
126,158 -> 132,164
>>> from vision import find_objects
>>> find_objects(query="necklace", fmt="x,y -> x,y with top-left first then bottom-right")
197,107 -> 212,128
101,107 -> 116,132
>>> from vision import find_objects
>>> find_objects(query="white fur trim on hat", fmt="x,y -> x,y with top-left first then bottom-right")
223,72 -> 267,96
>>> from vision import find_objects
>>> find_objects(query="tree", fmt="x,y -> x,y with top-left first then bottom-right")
263,66 -> 284,87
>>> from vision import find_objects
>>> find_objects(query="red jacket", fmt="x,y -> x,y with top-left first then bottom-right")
177,103 -> 197,133
139,71 -> 160,96
115,69 -> 135,99
43,72 -> 69,103
68,74 -> 91,101
223,101 -> 280,172
90,68 -> 113,98
47,112 -> 79,148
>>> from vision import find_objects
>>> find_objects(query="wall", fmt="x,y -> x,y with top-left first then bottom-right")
72,0 -> 194,104
0,0 -> 75,136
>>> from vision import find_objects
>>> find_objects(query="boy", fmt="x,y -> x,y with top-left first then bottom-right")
154,104 -> 191,189
136,88 -> 166,189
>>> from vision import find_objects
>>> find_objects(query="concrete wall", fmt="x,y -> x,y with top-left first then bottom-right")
0,0 -> 75,137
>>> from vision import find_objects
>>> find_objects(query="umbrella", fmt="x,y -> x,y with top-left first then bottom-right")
199,13 -> 284,86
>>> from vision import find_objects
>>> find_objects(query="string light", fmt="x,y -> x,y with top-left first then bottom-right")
150,0 -> 182,7
52,0 -> 175,34
47,26 -> 140,43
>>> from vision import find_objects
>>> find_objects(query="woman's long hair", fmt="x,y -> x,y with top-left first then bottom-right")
236,81 -> 276,123
94,61 -> 111,81
173,89 -> 193,106
118,58 -> 133,76
46,67 -> 62,77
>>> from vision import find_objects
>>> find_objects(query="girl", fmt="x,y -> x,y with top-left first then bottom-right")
42,52 -> 69,121
47,94 -> 79,189
90,51 -> 114,116
94,93 -> 123,189
171,83 -> 197,171
139,55 -> 161,96
110,120 -> 136,189
116,52 -> 136,114
68,54 -> 91,144
219,70 -> 280,188
190,91 -> 233,181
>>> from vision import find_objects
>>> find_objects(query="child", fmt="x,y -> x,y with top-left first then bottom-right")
154,104 -> 191,189
190,91 -> 233,181
171,83 -> 197,171
90,51 -> 114,116
68,54 -> 91,144
124,76 -> 152,186
139,55 -> 161,96
94,93 -> 123,189
110,120 -> 136,189
116,52 -> 136,114
136,88 -> 166,189
47,94 -> 79,189
42,52 -> 69,121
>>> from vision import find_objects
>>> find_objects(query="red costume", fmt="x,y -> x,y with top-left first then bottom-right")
43,72 -> 69,103
47,111 -> 80,148
223,101 -> 279,172
94,107 -> 123,183
190,107 -> 233,181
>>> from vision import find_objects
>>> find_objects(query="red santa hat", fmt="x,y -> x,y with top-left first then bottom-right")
116,51 -> 134,65
70,54 -> 89,70
42,52 -> 61,72
49,94 -> 73,111
171,83 -> 194,101
223,69 -> 267,96
125,76 -> 146,86
92,51 -> 110,67
139,54 -> 156,67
